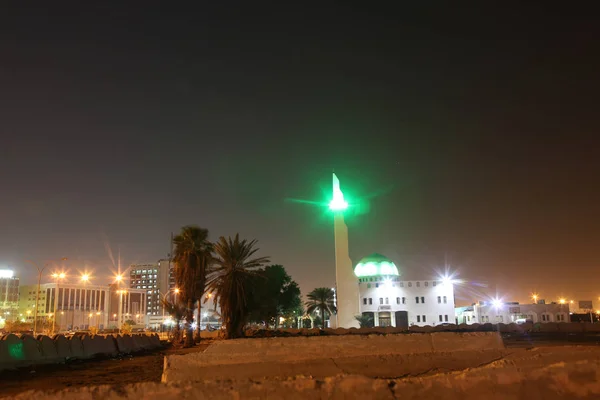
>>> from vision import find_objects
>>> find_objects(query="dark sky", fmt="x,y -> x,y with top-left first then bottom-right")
1,3 -> 599,306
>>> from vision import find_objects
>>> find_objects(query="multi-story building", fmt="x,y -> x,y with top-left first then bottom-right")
455,301 -> 570,325
129,259 -> 175,327
356,253 -> 456,328
18,284 -> 48,322
1,269 -> 19,319
19,282 -> 149,331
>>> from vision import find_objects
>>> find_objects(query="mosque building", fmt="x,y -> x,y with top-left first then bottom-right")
354,253 -> 456,328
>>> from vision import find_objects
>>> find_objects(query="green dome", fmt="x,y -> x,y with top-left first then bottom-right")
354,253 -> 399,277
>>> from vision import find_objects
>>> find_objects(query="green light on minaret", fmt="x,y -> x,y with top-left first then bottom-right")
329,173 -> 348,211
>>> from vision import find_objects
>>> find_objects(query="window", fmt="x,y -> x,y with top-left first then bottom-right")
367,284 -> 371,288
422,315 -> 426,322
369,298 -> 373,305
433,281 -> 437,287
425,281 -> 429,287
437,296 -> 441,304
408,282 -> 412,287
444,315 -> 449,322
416,282 -> 420,287
400,282 -> 404,287
443,296 -> 447,304
376,283 -> 379,288
421,296 -> 425,303
439,315 -> 443,322
363,298 -> 367,305
402,297 -> 406,304
379,298 -> 383,305
385,297 -> 389,305
415,296 -> 419,304
417,315 -> 421,322
396,297 -> 400,304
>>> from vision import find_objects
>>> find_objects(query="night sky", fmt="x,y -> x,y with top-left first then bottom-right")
1,4 -> 598,306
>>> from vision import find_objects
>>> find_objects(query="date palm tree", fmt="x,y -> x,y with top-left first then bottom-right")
161,298 -> 186,343
305,287 -> 336,329
172,225 -> 213,347
206,234 -> 270,339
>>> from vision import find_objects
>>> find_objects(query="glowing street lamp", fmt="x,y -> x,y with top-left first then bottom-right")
492,298 -> 503,309
559,298 -> 566,305
532,294 -> 538,304
81,274 -> 90,283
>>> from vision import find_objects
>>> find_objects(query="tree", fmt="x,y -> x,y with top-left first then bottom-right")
207,234 -> 270,339
246,265 -> 301,328
355,314 -> 374,328
172,225 -> 213,347
161,298 -> 186,343
305,287 -> 336,329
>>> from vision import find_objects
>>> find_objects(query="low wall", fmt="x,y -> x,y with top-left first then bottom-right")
162,332 -> 504,382
0,333 -> 162,372
240,321 -> 600,337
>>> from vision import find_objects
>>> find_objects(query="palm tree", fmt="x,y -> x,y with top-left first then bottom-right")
206,234 -> 270,339
305,288 -> 336,329
161,298 -> 186,343
172,225 -> 213,347
355,314 -> 374,328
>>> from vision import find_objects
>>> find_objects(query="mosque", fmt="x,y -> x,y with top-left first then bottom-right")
354,253 -> 456,328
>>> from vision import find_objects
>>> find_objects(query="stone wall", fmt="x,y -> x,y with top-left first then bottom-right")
0,333 -> 162,372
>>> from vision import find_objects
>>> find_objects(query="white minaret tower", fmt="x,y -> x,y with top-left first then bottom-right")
329,173 -> 360,328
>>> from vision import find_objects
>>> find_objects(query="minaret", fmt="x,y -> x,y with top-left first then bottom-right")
329,173 -> 360,328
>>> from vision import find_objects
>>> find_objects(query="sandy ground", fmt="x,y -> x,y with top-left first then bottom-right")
0,342 -> 211,398
1,333 -> 599,397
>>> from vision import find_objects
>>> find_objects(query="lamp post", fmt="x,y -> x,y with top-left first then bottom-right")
51,272 -> 66,334
26,257 -> 67,336
115,274 -> 123,330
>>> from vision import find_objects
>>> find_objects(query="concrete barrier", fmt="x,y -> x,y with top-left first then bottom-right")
558,322 -> 584,332
22,335 -> 43,362
81,335 -> 107,358
583,323 -> 600,332
538,323 -> 560,332
69,335 -> 84,359
39,335 -> 60,362
0,333 -> 161,372
115,334 -> 132,353
150,334 -> 161,347
101,335 -> 119,356
54,335 -> 72,359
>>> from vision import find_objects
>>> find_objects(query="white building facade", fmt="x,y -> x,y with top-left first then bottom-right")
356,254 -> 456,328
456,301 -> 570,325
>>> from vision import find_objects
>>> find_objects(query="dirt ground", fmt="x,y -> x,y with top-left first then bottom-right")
0,342 -> 211,397
1,333 -> 599,397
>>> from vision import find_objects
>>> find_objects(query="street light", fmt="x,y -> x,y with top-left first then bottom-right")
559,298 -> 566,305
532,294 -> 538,303
26,257 -> 67,336
81,274 -> 90,283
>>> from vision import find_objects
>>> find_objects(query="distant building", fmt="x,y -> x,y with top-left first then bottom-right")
455,301 -> 570,325
19,282 -> 148,331
129,259 -> 175,328
356,254 -> 456,328
0,269 -> 19,319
